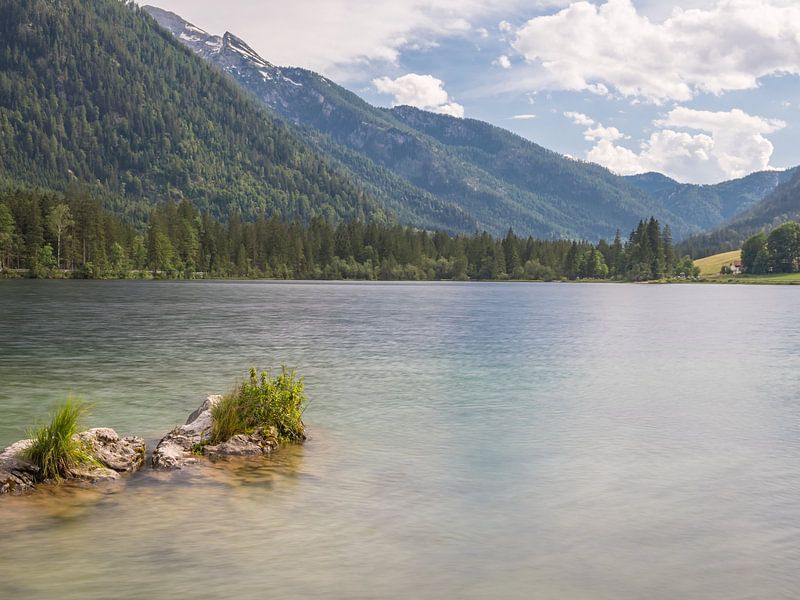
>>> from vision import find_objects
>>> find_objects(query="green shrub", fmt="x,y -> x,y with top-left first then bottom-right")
23,399 -> 97,481
211,368 -> 306,444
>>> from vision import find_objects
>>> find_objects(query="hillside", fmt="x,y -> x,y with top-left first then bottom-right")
626,169 -> 795,231
0,0 -> 383,223
694,250 -> 741,277
145,6 -> 697,241
679,170 -> 800,257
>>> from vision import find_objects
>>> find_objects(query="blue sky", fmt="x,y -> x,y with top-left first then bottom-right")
145,0 -> 800,184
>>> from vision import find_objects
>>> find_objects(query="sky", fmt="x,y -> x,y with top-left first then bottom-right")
143,0 -> 800,184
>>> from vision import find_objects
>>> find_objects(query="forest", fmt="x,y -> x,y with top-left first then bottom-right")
740,222 -> 800,274
0,186 -> 698,282
0,0 -> 382,224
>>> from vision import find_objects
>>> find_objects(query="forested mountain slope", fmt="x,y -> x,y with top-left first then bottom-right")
145,6 -> 698,241
0,0 -> 384,223
678,170 -> 800,257
626,169 -> 796,232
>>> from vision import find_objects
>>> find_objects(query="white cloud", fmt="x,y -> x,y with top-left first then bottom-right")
564,111 -> 595,126
496,55 -> 512,69
498,20 -> 513,32
373,73 -> 465,117
510,114 -> 537,120
584,125 -> 626,142
512,0 -> 800,102
145,0 -> 528,75
576,107 -> 786,183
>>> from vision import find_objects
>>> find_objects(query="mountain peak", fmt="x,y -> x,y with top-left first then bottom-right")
221,32 -> 273,68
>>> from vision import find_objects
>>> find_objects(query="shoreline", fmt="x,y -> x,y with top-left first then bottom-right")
3,272 -> 799,285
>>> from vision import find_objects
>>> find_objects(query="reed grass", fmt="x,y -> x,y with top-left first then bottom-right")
23,399 -> 96,481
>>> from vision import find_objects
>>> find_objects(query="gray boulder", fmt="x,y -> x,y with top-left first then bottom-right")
204,427 -> 278,460
0,440 -> 38,495
152,395 -> 279,469
78,428 -> 146,473
151,395 -> 222,469
0,429 -> 146,496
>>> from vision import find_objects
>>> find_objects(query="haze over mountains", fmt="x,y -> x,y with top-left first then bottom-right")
0,0 -> 794,251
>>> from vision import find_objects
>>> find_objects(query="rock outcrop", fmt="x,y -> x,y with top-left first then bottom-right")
0,429 -> 146,496
0,440 -> 38,495
152,395 -> 279,469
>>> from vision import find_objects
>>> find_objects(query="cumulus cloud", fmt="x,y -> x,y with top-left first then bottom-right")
496,55 -> 512,69
584,125 -> 626,142
512,0 -> 800,102
564,111 -> 595,126
574,107 -> 786,183
373,73 -> 465,117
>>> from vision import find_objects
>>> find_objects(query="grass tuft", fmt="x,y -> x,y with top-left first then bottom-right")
211,367 -> 306,444
23,399 -> 97,481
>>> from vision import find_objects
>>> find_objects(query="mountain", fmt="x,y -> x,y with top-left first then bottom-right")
678,169 -> 800,257
145,6 -> 698,241
0,0 -> 384,223
625,169 -> 796,232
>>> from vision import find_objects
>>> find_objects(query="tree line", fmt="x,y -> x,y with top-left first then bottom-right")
741,222 -> 800,274
0,187 -> 698,281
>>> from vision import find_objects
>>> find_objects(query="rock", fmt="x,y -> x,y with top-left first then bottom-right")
0,440 -> 38,495
152,396 -> 281,468
151,395 -> 222,469
0,429 -> 146,496
78,428 -> 146,473
204,427 -> 279,460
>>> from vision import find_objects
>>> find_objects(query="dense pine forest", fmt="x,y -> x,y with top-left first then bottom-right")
0,0 -> 383,224
0,187 -> 697,281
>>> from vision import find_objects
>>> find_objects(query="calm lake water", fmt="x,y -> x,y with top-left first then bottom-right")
1,280 -> 799,599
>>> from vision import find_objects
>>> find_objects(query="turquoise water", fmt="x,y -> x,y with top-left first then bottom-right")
1,280 -> 800,598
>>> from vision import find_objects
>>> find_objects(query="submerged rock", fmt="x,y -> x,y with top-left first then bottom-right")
152,395 -> 279,469
0,429 -> 146,496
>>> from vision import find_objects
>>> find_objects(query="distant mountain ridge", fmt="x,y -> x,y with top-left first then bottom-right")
625,169 -> 797,232
145,5 -> 718,241
678,169 -> 800,257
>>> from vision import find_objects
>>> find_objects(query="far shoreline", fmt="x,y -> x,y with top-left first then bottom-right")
3,272 -> 799,285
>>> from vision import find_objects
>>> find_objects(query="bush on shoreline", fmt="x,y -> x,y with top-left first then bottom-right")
23,400 -> 97,481
211,368 -> 307,444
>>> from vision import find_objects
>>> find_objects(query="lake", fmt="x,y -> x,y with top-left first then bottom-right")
1,280 -> 799,599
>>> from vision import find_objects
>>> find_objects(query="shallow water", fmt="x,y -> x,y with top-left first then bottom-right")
1,280 -> 800,599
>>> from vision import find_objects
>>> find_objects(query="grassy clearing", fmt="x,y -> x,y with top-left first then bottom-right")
23,400 -> 97,481
694,250 -> 741,277
211,368 -> 306,444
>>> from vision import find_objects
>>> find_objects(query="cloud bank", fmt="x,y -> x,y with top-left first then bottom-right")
571,108 -> 786,183
513,0 -> 800,102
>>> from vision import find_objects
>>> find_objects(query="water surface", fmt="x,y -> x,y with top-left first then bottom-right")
1,280 -> 799,599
